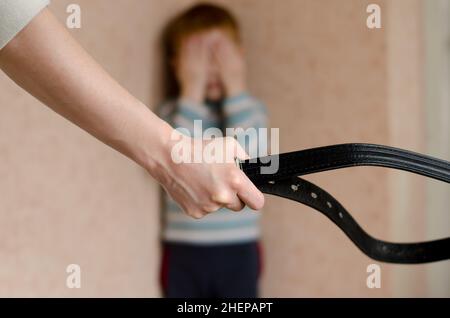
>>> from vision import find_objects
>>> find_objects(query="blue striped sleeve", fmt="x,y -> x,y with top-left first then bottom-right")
223,93 -> 268,158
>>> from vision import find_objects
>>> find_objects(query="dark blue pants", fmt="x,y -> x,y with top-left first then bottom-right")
160,241 -> 261,298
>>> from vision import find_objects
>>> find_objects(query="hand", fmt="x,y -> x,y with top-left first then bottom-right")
150,132 -> 265,219
213,35 -> 247,98
176,35 -> 209,103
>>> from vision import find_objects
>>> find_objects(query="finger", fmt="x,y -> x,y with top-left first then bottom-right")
225,194 -> 246,212
202,203 -> 222,214
211,42 -> 224,66
221,38 -> 243,64
168,190 -> 205,219
214,37 -> 230,58
199,39 -> 211,63
187,36 -> 204,56
188,210 -> 207,219
173,199 -> 203,219
211,189 -> 234,205
234,169 -> 265,211
179,42 -> 195,65
184,201 -> 213,219
219,37 -> 234,55
198,36 -> 209,51
205,31 -> 219,48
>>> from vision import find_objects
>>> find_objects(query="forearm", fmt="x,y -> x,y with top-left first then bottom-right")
0,9 -> 172,172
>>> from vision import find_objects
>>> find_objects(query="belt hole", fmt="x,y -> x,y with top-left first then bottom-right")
311,192 -> 318,199
326,201 -> 332,208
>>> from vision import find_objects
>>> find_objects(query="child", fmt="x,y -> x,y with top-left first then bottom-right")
158,3 -> 267,298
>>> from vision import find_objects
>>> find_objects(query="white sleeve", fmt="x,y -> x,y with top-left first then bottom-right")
0,0 -> 50,50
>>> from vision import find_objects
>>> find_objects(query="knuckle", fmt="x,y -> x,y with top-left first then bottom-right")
230,174 -> 243,188
191,211 -> 205,219
228,204 -> 243,212
185,207 -> 203,219
211,189 -> 229,203
202,204 -> 220,214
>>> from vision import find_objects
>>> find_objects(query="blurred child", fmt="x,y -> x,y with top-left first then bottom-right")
159,3 -> 267,298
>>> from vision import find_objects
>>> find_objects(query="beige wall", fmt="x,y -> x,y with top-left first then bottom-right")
0,0 -> 432,297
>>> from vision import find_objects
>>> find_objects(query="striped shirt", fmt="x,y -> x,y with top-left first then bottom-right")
158,93 -> 268,245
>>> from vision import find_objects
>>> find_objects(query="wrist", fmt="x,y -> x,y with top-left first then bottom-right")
224,91 -> 250,105
144,127 -> 194,188
225,79 -> 247,99
137,115 -> 175,181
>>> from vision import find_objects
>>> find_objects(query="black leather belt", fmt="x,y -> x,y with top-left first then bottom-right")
238,143 -> 450,264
